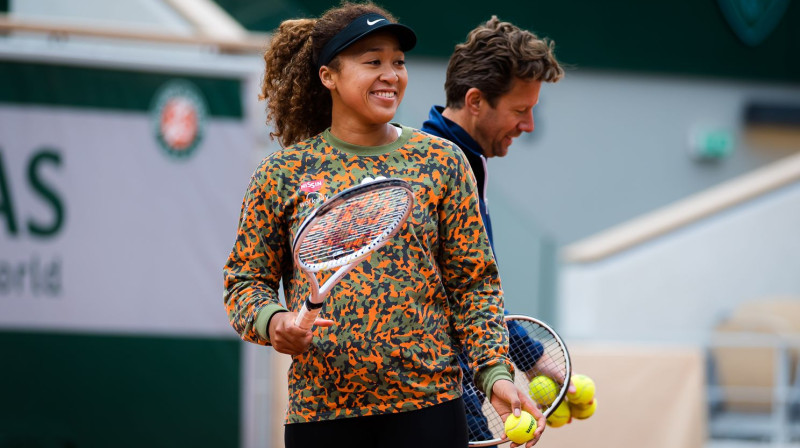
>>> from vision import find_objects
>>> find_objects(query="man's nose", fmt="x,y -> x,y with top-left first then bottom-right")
519,112 -> 534,133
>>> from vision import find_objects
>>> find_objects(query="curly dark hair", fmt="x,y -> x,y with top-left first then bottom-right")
445,16 -> 564,109
259,2 -> 399,147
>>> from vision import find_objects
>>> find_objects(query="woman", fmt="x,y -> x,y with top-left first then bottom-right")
223,3 -> 542,447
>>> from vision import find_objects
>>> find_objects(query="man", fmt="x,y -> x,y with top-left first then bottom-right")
422,15 -> 563,246
421,16 -> 566,441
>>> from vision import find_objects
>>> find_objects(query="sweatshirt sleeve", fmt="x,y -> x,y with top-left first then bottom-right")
436,146 -> 513,393
223,158 -> 291,345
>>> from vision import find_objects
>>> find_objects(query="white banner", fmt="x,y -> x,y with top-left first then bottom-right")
0,69 -> 257,337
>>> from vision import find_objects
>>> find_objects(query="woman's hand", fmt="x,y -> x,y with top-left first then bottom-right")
490,378 -> 546,447
267,311 -> 334,356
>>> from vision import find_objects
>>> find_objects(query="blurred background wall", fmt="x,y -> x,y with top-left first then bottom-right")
0,0 -> 798,447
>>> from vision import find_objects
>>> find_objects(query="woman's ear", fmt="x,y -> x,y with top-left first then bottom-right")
319,66 -> 336,90
464,87 -> 484,115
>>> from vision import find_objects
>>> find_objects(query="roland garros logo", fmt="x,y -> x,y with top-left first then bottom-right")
150,80 -> 208,159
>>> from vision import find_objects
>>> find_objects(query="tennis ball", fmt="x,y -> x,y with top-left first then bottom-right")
504,411 -> 537,444
569,398 -> 597,420
567,374 -> 596,405
528,375 -> 558,406
546,400 -> 571,428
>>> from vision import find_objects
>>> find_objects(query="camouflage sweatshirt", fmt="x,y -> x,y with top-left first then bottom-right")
223,125 -> 512,423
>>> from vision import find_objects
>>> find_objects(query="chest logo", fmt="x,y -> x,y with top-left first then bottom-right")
300,179 -> 324,192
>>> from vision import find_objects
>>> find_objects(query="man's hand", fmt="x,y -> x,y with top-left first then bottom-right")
267,311 -> 334,356
525,355 -> 577,394
490,379 -> 546,447
529,353 -> 565,381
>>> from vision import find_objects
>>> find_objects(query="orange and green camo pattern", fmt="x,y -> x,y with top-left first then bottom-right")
223,126 -> 511,423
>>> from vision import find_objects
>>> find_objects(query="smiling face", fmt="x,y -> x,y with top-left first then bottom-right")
321,32 -> 407,131
472,77 -> 542,158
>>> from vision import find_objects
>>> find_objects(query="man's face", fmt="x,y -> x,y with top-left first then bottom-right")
473,78 -> 542,158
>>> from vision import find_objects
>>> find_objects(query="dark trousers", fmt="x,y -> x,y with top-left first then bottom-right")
284,398 -> 468,448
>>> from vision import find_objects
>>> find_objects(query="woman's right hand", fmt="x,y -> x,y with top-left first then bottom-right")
268,311 -> 334,356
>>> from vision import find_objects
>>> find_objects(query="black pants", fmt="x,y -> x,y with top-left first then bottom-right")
284,398 -> 468,448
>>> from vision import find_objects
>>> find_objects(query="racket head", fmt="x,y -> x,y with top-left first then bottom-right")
466,315 -> 572,447
292,178 -> 414,272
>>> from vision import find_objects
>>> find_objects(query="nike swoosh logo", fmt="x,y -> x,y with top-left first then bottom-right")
367,18 -> 385,26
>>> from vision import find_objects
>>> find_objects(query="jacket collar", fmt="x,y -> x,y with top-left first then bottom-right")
422,105 -> 486,161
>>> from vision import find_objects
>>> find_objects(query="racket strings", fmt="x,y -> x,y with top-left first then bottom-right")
298,186 -> 411,268
465,318 -> 570,446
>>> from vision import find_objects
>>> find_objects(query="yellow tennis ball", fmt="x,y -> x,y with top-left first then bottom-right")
567,374 -> 596,405
504,411 -> 537,444
528,375 -> 558,406
569,398 -> 597,420
546,400 -> 571,428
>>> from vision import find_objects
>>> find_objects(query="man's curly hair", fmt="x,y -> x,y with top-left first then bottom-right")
445,16 -> 564,109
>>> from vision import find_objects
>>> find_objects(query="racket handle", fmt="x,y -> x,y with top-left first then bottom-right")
295,299 -> 323,331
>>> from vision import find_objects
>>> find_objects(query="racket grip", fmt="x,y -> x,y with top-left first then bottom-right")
295,299 -> 322,331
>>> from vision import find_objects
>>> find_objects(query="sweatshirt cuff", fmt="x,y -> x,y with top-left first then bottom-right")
478,364 -> 514,402
255,304 -> 290,343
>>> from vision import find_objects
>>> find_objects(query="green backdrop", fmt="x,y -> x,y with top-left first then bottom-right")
215,0 -> 800,84
0,331 -> 241,448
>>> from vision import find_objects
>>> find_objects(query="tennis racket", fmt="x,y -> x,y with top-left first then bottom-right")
466,315 -> 571,447
293,178 -> 415,330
